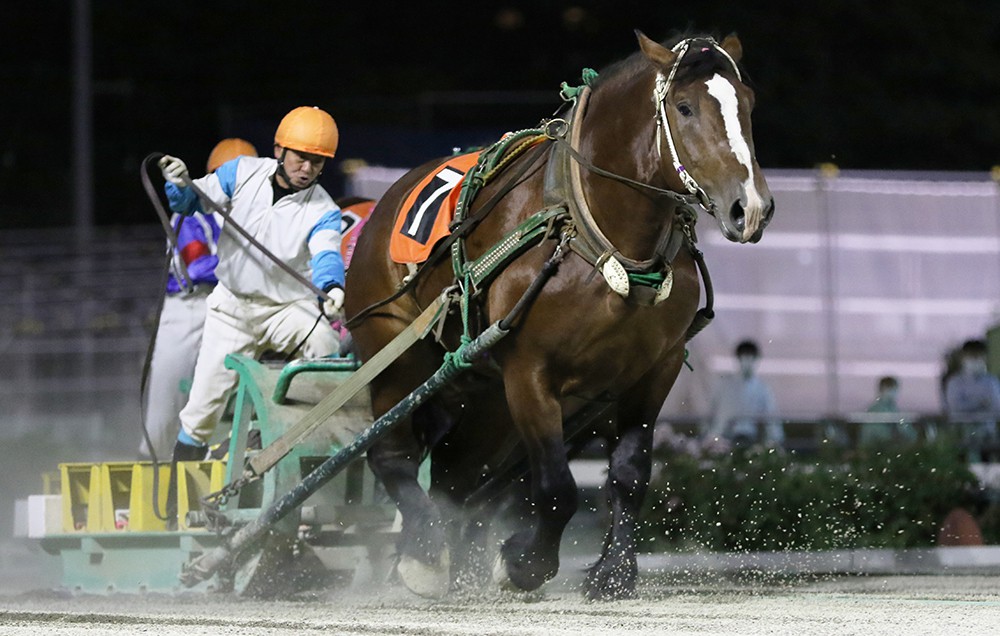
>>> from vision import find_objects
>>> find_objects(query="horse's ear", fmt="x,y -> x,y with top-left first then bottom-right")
635,29 -> 675,69
719,33 -> 743,63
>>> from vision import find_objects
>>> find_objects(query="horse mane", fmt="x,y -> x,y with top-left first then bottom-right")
591,31 -> 748,89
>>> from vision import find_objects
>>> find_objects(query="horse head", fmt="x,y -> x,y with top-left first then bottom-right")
637,31 -> 774,243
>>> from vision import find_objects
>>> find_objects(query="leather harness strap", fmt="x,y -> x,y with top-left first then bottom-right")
349,78 -> 715,333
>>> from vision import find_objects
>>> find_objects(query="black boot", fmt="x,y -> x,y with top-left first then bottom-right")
165,439 -> 208,529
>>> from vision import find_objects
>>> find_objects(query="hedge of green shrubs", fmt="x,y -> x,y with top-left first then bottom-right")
637,441 -> 995,552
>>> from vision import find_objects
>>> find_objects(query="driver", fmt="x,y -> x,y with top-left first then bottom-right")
158,106 -> 346,465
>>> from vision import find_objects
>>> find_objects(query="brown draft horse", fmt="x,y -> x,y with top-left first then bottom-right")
345,31 -> 774,600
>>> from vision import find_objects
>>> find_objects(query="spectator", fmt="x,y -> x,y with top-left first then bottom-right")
943,339 -> 1000,462
139,138 -> 258,459
860,375 -> 917,445
867,376 -> 899,413
704,339 -> 784,449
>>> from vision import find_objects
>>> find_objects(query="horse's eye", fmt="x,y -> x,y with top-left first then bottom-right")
677,103 -> 693,117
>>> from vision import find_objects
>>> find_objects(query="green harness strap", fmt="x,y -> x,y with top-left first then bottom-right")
450,128 -> 549,279
444,206 -> 568,369
440,205 -> 566,369
440,129 -> 568,347
461,206 -> 567,289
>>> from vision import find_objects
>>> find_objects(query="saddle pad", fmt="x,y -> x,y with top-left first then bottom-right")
390,151 -> 481,264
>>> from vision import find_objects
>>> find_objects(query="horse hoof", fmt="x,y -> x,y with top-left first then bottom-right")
398,548 -> 450,599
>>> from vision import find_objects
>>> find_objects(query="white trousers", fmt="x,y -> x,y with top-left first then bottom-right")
140,290 -> 210,459
178,284 -> 339,445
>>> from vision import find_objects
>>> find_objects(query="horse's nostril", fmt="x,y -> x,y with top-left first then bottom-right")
730,201 -> 745,231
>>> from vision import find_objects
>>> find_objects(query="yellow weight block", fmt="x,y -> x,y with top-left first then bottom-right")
96,462 -> 140,532
59,463 -> 100,533
128,462 -> 174,532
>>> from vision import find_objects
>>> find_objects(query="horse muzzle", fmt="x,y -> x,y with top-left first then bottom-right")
720,196 -> 775,243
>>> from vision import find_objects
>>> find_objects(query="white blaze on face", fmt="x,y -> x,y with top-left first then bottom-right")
705,73 -> 765,240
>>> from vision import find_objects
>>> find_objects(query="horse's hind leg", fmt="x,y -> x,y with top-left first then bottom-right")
365,345 -> 452,598
493,371 -> 578,592
427,385 -> 515,592
370,424 -> 452,597
585,351 -> 685,600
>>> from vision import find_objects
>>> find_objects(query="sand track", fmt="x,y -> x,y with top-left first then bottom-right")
2,573 -> 1000,635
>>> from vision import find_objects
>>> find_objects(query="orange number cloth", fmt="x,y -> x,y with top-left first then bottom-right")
389,151 -> 481,264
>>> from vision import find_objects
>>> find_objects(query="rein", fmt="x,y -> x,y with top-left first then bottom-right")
177,173 -> 334,304
544,122 -> 698,207
141,153 -> 194,291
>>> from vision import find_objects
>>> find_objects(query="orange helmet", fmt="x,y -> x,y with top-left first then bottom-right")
206,138 -> 258,173
274,106 -> 339,158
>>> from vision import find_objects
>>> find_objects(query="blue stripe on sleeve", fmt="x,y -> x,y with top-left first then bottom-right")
308,208 -> 342,239
309,209 -> 345,291
311,250 -> 345,292
214,157 -> 240,199
165,182 -> 198,214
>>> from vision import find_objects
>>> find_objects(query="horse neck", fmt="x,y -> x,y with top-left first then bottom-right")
577,74 -> 682,262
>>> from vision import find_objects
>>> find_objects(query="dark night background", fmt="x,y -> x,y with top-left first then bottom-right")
3,0 -> 1000,230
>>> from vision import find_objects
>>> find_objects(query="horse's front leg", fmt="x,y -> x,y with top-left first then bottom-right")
493,370 -> 577,592
583,421 -> 651,600
585,349 -> 686,600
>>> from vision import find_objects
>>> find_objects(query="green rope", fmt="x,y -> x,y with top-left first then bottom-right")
443,273 -> 476,371
443,336 -> 474,370
560,67 -> 599,101
683,348 -> 693,371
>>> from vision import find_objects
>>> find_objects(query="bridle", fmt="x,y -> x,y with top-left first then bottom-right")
653,37 -> 744,216
537,38 -> 746,312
